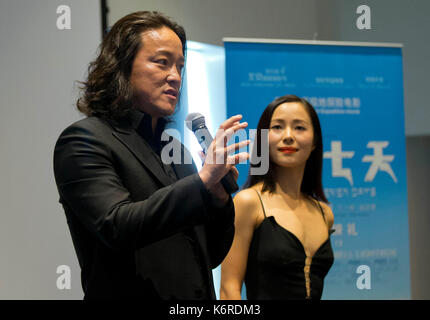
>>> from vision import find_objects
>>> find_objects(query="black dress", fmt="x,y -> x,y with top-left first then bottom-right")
244,190 -> 334,300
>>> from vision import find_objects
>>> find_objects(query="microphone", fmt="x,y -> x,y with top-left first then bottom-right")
186,113 -> 239,194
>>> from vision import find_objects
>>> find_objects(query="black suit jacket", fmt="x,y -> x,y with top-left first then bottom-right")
53,112 -> 235,300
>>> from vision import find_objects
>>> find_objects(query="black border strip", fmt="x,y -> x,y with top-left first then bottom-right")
101,0 -> 109,39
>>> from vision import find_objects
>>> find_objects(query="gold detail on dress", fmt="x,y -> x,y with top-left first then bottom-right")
304,256 -> 312,299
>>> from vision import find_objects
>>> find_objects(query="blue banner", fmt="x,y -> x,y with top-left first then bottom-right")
224,40 -> 410,299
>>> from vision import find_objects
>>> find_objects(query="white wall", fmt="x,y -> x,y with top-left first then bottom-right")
107,0 -> 320,47
406,136 -> 430,299
0,0 -> 100,299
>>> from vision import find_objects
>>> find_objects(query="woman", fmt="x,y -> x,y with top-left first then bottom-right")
220,94 -> 334,300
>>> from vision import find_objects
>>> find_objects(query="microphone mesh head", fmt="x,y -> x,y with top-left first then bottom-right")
185,113 -> 206,131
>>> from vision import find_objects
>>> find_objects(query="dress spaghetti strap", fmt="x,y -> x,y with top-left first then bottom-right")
313,198 -> 326,223
254,189 -> 267,218
312,198 -> 336,235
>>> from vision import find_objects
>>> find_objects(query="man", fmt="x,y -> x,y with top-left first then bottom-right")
53,11 -> 248,300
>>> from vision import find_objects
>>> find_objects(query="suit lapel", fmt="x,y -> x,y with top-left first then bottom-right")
111,125 -> 175,187
172,143 -> 198,179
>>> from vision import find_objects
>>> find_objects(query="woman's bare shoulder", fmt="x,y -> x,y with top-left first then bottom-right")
233,187 -> 261,208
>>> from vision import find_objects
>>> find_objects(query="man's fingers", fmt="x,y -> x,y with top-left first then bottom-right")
198,150 -> 206,164
219,114 -> 243,130
226,140 -> 251,155
215,121 -> 248,145
230,166 -> 239,180
226,152 -> 250,165
207,138 -> 250,165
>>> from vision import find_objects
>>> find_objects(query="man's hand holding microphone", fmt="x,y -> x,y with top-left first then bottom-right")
186,114 -> 250,206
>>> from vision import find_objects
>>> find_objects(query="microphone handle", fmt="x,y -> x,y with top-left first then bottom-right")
220,171 -> 239,194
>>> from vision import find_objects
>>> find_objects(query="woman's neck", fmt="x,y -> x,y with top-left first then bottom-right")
272,164 -> 306,201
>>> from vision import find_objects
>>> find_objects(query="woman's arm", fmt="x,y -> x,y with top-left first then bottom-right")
220,188 -> 260,300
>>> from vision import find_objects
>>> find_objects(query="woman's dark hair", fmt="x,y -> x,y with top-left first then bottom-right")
243,94 -> 328,203
77,11 -> 186,120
